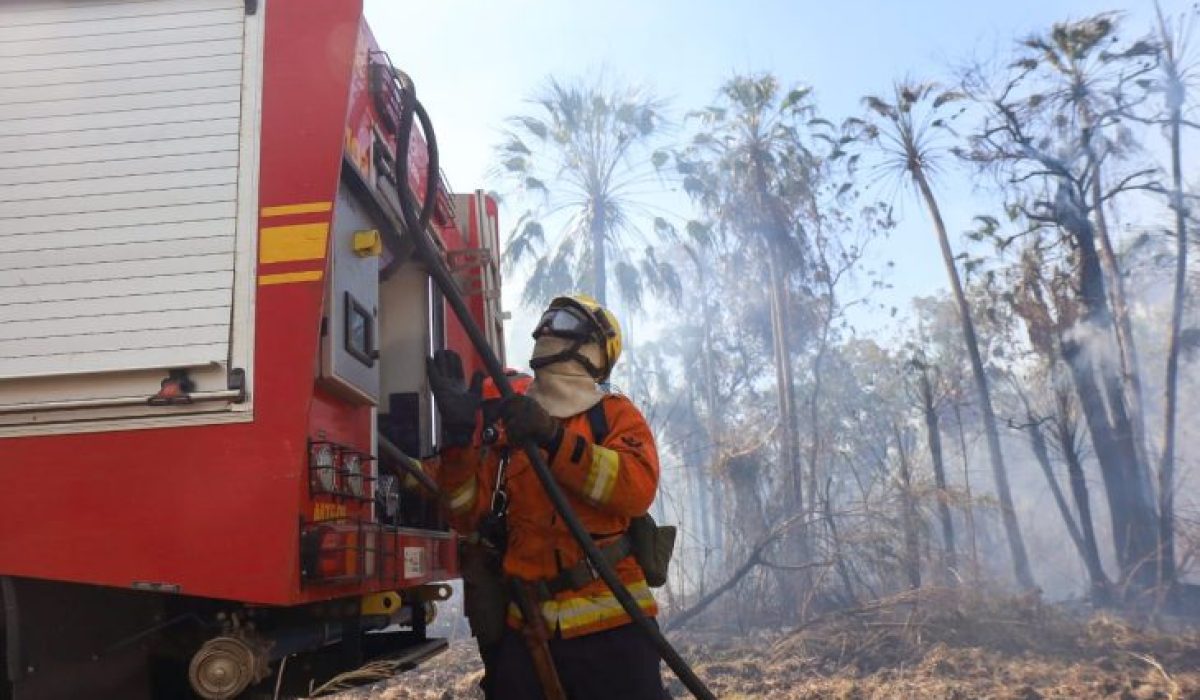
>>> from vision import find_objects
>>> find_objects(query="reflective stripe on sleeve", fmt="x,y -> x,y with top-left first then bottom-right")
584,445 -> 620,505
448,475 -> 477,514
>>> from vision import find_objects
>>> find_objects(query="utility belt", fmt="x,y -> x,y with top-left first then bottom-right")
459,529 -> 632,647
528,534 -> 633,602
461,514 -> 675,647
527,513 -> 676,600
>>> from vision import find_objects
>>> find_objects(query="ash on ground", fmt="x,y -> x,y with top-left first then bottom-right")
326,589 -> 1200,700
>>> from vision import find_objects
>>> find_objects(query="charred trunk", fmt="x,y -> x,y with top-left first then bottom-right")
953,402 -> 982,583
894,426 -> 922,590
915,166 -> 1034,589
1158,49 -> 1187,587
1011,384 -> 1094,579
823,478 -> 858,605
1054,388 -> 1111,603
918,369 -> 957,582
1055,184 -> 1160,591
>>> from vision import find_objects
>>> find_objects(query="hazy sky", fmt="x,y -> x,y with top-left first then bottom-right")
363,0 -> 1178,353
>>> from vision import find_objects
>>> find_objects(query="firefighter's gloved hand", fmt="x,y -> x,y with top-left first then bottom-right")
427,350 -> 484,447
499,395 -> 562,450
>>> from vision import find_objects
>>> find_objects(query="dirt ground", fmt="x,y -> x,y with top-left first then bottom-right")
323,589 -> 1200,700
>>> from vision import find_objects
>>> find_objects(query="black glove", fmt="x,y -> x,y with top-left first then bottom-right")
427,350 -> 484,447
499,395 -> 562,449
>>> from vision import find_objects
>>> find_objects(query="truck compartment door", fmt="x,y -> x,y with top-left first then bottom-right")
0,0 -> 263,431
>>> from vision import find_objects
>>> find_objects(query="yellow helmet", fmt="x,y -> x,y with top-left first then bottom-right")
530,294 -> 623,381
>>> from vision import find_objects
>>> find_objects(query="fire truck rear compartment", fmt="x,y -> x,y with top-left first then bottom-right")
0,0 -> 497,696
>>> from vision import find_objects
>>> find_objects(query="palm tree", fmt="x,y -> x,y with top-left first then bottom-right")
671,75 -> 827,617
1148,2 -> 1194,587
496,76 -> 678,309
673,75 -> 820,532
967,17 -> 1165,592
864,82 -> 1036,590
1017,13 -> 1157,508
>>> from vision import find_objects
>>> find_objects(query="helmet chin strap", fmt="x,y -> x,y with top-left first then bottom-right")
529,336 -> 606,379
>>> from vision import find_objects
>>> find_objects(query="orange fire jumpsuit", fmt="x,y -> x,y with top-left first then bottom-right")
436,393 -> 660,638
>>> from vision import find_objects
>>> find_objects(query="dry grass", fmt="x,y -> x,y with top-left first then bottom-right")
327,589 -> 1200,700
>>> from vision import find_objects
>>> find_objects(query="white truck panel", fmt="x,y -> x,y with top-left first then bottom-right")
0,36 -> 243,73
0,97 -> 241,134
0,217 -> 237,252
0,150 -> 240,189
0,232 -> 233,270
0,270 -> 233,307
1,4 -> 242,32
0,0 -> 262,428
0,84 -> 242,121
0,306 -> 232,343
0,253 -> 233,296
0,69 -> 243,108
1,201 -> 237,237
0,183 -> 238,219
0,343 -> 229,380
0,0 -> 230,25
0,52 -> 244,90
0,168 -> 236,204
0,289 -> 231,325
0,17 -> 244,58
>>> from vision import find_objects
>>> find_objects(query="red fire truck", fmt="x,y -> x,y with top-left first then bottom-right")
0,2 -> 503,697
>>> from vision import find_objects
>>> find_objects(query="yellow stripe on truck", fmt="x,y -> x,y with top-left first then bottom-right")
260,223 -> 329,264
260,201 -> 333,217
259,270 -> 323,286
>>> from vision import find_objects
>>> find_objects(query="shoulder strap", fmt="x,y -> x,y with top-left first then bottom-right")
585,400 -> 609,444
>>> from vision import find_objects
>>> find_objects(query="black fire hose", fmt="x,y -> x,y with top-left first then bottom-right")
391,79 -> 716,700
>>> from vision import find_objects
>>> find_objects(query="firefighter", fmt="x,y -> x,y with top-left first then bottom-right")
428,294 -> 668,700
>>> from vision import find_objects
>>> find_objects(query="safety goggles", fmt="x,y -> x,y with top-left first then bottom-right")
531,305 -> 598,341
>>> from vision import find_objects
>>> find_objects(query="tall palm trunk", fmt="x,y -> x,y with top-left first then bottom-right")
765,249 -> 801,509
755,172 -> 803,520
1158,51 -> 1187,587
765,244 -> 808,619
807,305 -> 833,523
806,206 -> 834,522
953,402 -> 982,583
914,166 -> 1035,589
751,154 -> 807,617
894,425 -> 922,590
591,206 -> 607,305
697,255 -> 722,555
919,368 -> 957,582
